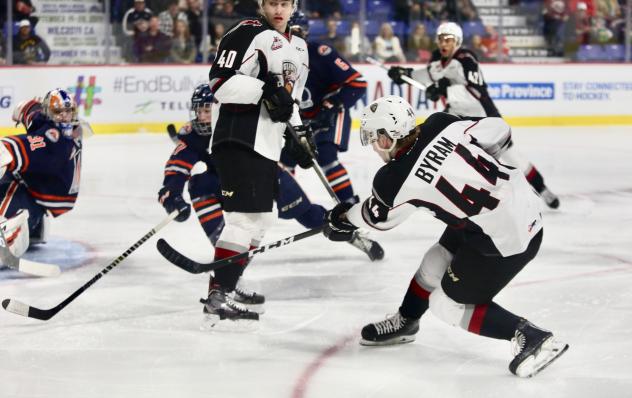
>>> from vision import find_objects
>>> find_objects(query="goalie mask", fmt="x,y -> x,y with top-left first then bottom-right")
190,83 -> 214,136
42,88 -> 79,138
359,96 -> 417,152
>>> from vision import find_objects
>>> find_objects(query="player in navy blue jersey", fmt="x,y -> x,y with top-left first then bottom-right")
281,11 -> 368,205
1,89 -> 89,262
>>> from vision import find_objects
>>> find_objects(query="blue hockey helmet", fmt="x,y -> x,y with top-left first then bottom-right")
42,88 -> 79,139
289,10 -> 309,39
190,83 -> 214,135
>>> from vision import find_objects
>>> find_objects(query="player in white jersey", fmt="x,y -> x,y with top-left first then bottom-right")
388,22 -> 560,209
322,96 -> 568,378
202,0 -> 312,326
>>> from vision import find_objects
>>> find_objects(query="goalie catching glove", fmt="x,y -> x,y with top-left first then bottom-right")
158,187 -> 191,222
323,202 -> 358,242
262,72 -> 295,123
284,124 -> 317,169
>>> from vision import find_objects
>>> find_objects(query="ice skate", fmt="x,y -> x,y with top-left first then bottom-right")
539,187 -> 560,209
509,319 -> 569,377
231,280 -> 266,314
200,288 -> 259,331
360,312 -> 419,346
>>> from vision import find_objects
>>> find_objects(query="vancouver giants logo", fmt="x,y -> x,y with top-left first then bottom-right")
282,61 -> 298,94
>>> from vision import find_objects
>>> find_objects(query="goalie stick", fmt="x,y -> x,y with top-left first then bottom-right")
2,211 -> 178,321
0,228 -> 61,277
157,226 -> 323,274
285,123 -> 384,261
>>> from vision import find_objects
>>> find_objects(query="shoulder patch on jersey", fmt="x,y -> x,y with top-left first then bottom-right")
240,19 -> 263,27
318,45 -> 332,56
271,35 -> 283,50
45,128 -> 60,143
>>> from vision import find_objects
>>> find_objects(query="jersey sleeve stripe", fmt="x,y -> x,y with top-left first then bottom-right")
1,141 -> 18,172
8,137 -> 30,173
0,181 -> 19,216
27,189 -> 77,202
167,159 -> 194,169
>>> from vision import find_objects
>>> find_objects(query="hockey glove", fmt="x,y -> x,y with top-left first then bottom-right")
311,98 -> 343,133
388,66 -> 413,85
323,202 -> 358,242
262,73 -> 295,123
284,124 -> 317,169
158,187 -> 191,222
425,78 -> 450,102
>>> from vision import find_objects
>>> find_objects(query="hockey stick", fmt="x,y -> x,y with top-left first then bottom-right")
0,228 -> 61,277
2,211 -> 178,321
285,123 -> 384,261
157,226 -> 323,274
365,56 -> 428,91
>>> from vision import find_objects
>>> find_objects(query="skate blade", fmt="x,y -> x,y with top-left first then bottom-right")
515,338 -> 569,378
200,314 -> 260,333
359,335 -> 416,346
239,303 -> 265,315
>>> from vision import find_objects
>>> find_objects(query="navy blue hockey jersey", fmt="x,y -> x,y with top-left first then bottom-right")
1,112 -> 82,217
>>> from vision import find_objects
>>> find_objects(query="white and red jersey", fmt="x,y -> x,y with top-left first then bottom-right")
347,113 -> 543,257
208,17 -> 309,161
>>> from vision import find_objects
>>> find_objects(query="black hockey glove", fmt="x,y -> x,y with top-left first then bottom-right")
284,124 -> 317,169
388,66 -> 413,85
262,73 -> 295,123
323,202 -> 358,242
425,78 -> 450,102
158,187 -> 191,222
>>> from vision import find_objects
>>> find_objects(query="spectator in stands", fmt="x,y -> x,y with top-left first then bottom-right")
480,25 -> 509,61
418,0 -> 449,21
15,0 -> 38,28
318,19 -> 346,54
215,0 -> 239,18
374,22 -> 406,63
0,31 -> 6,65
12,19 -> 50,65
234,0 -> 258,17
170,18 -> 196,63
407,23 -> 434,62
543,0 -> 569,56
133,16 -> 171,63
208,23 -> 226,61
566,2 -> 593,48
122,0 -> 153,37
456,0 -> 479,21
308,0 -> 342,20
470,34 -> 494,61
186,0 -> 213,51
159,0 -> 188,37
344,21 -> 373,62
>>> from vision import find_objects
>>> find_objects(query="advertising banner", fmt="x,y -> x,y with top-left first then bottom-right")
1,63 -> 631,135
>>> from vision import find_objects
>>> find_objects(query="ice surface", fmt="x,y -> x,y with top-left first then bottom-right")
1,126 -> 631,398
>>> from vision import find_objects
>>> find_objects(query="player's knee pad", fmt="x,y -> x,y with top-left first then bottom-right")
415,243 -> 452,290
0,209 -> 30,257
429,286 -> 468,328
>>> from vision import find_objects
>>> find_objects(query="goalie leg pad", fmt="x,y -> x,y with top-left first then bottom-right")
0,209 -> 31,257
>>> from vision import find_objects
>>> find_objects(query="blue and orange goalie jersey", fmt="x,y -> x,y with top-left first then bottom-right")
1,112 -> 82,217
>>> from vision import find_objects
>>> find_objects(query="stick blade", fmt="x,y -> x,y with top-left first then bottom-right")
18,259 -> 61,277
156,238 -> 205,274
2,298 -> 55,321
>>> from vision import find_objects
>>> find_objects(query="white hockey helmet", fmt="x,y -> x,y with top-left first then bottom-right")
257,0 -> 298,13
359,96 -> 417,150
436,22 -> 463,48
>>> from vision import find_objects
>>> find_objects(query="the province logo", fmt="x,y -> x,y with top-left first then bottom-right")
271,36 -> 283,51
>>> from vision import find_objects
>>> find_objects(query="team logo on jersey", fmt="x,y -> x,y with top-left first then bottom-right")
282,61 -> 298,94
271,36 -> 283,51
221,190 -> 234,198
45,129 -> 60,143
318,45 -> 332,56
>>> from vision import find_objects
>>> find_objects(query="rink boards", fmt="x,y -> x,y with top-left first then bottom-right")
1,63 -> 631,134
